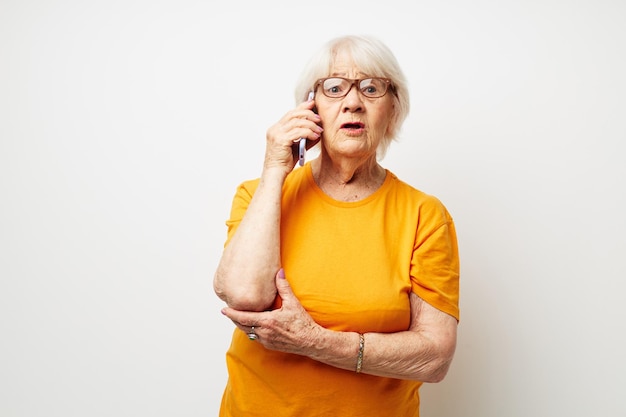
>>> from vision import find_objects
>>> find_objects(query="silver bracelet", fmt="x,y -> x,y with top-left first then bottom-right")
356,333 -> 365,373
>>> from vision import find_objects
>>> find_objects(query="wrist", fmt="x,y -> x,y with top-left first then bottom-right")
355,333 -> 365,373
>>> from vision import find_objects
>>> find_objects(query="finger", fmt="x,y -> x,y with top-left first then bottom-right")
275,268 -> 295,303
287,105 -> 321,128
221,308 -> 260,328
290,130 -> 321,147
281,107 -> 316,127
229,319 -> 256,332
296,96 -> 316,111
286,112 -> 322,132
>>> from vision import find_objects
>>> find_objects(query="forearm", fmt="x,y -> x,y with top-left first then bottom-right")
307,325 -> 457,382
356,329 -> 456,382
307,295 -> 457,381
213,168 -> 287,311
221,273 -> 458,381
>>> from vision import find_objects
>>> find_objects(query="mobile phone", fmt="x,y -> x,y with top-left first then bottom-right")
298,91 -> 316,167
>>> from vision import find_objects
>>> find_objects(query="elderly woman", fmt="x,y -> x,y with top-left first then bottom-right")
214,35 -> 460,416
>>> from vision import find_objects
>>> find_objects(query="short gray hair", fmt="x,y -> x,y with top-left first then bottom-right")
294,35 -> 410,157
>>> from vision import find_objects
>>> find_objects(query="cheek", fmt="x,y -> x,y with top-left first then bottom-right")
317,104 -> 336,119
377,103 -> 395,136
373,114 -> 391,135
384,115 -> 395,137
317,109 -> 338,131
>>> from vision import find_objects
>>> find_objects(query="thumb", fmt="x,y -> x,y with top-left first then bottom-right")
275,268 -> 294,302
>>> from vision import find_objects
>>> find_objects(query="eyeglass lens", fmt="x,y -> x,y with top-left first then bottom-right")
320,78 -> 389,98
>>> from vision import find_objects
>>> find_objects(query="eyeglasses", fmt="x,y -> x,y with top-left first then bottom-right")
315,77 -> 393,99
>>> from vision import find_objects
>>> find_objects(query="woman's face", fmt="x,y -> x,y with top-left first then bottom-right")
315,50 -> 394,161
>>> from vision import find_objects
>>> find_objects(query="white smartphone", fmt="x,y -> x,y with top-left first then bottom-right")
298,91 -> 316,166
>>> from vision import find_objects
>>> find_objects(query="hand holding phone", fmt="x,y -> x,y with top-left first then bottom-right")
298,91 -> 316,166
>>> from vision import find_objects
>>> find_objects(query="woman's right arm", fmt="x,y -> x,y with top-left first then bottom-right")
213,99 -> 321,311
213,167 -> 287,311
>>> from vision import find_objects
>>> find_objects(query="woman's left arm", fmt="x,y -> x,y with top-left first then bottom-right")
221,269 -> 457,383
355,291 -> 457,382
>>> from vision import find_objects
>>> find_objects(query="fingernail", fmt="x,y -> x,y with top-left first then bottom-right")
278,268 -> 286,279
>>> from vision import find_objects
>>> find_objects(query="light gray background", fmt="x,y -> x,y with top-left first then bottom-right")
1,1 -> 625,416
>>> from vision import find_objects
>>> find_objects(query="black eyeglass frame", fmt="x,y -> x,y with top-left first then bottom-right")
314,77 -> 395,99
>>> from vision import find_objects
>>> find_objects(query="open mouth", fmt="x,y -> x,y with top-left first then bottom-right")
341,122 -> 365,129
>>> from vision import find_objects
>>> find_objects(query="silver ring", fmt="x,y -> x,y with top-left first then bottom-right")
247,326 -> 258,341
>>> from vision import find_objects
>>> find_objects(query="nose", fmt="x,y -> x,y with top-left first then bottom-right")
342,84 -> 364,112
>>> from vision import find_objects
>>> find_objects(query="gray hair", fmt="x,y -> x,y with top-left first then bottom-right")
294,35 -> 410,157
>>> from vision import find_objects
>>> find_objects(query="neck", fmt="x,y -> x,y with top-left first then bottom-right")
311,155 -> 386,202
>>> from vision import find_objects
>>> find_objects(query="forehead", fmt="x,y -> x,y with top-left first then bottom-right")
328,48 -> 384,79
329,50 -> 364,78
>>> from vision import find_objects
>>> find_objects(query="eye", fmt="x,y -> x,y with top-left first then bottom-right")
324,79 -> 345,96
360,79 -> 379,96
359,78 -> 389,98
363,85 -> 378,94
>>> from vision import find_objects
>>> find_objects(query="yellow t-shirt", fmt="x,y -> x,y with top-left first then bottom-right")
219,163 -> 460,417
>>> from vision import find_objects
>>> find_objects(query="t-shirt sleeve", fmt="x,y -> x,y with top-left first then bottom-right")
410,198 -> 460,321
223,179 -> 260,247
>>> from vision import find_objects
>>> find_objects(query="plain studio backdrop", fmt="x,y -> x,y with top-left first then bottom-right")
1,1 -> 625,416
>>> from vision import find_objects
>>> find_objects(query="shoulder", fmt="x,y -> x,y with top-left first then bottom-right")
386,171 -> 450,213
236,178 -> 260,196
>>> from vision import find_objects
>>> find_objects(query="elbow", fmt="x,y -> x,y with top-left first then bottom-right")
422,357 -> 453,383
223,291 -> 277,312
423,343 -> 457,383
213,271 -> 276,312
416,335 -> 457,383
